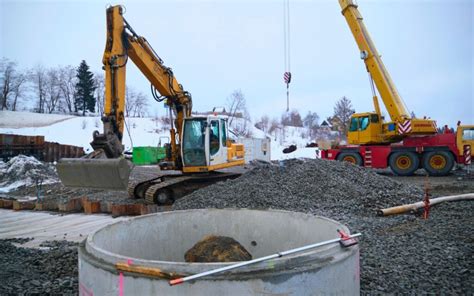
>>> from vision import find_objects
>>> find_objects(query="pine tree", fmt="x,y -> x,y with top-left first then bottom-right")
74,60 -> 96,115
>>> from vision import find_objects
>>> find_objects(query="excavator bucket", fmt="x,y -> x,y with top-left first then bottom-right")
56,158 -> 132,190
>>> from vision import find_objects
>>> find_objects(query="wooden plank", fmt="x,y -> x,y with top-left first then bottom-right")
13,200 -> 36,211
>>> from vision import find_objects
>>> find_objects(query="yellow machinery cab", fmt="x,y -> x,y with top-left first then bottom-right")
456,125 -> 474,159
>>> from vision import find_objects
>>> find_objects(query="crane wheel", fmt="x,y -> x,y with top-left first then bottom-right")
389,151 -> 419,176
422,151 -> 454,176
336,152 -> 363,166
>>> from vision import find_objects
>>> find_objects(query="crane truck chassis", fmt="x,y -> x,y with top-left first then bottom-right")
322,127 -> 474,176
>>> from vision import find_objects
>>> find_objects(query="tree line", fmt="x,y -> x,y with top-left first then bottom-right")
0,58 -> 149,117
254,96 -> 355,140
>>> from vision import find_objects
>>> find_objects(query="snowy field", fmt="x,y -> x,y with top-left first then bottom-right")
0,111 -> 319,160
0,110 -> 74,128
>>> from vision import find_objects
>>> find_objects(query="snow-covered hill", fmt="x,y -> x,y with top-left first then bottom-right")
0,111 -> 74,128
0,111 -> 319,160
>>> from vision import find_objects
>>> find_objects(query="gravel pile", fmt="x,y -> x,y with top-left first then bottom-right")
174,158 -> 423,215
174,158 -> 473,294
0,239 -> 78,295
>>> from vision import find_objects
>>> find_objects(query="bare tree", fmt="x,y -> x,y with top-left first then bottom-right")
94,72 -> 105,116
131,92 -> 149,117
125,86 -> 149,117
303,111 -> 320,139
225,89 -> 253,136
44,68 -> 62,113
333,96 -> 355,137
255,115 -> 270,133
226,89 -> 246,126
11,71 -> 28,111
30,65 -> 47,113
58,65 -> 77,113
0,58 -> 17,110
281,109 -> 303,127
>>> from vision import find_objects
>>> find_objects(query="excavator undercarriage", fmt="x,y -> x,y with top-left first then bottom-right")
128,171 -> 241,205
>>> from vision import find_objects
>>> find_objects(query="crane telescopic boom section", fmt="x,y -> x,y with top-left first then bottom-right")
339,0 -> 409,122
338,0 -> 437,142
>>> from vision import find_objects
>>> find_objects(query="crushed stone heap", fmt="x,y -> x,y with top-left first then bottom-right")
174,158 -> 423,215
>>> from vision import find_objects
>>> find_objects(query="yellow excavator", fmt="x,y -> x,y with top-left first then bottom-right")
57,6 -> 245,203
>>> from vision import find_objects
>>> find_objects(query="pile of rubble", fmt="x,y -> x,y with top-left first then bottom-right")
0,155 -> 58,193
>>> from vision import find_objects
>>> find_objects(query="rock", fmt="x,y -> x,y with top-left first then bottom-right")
185,235 -> 252,263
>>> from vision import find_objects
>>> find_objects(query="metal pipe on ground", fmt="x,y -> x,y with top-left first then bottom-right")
378,193 -> 474,216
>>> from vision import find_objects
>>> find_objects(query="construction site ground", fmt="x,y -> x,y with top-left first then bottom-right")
0,160 -> 473,295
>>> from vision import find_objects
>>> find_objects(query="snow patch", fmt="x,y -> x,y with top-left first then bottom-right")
0,155 -> 59,193
0,110 -> 74,128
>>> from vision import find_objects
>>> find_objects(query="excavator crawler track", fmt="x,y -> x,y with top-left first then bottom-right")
129,172 -> 242,205
144,176 -> 194,204
127,177 -> 161,199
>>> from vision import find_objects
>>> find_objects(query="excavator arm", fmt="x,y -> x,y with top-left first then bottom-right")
94,5 -> 192,165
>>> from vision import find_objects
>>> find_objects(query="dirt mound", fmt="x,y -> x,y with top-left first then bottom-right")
185,235 -> 252,263
0,155 -> 58,193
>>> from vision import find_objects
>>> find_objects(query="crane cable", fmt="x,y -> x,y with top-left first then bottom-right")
283,0 -> 292,112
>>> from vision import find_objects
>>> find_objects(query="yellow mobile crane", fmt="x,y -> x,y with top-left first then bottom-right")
321,0 -> 474,176
57,6 -> 245,203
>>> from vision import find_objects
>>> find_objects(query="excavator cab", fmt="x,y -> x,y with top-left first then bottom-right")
181,115 -> 244,173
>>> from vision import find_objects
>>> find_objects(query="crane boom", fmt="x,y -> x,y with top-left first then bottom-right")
339,0 -> 409,122
338,0 -> 436,145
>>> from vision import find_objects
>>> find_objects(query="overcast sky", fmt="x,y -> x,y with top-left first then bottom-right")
1,0 -> 472,126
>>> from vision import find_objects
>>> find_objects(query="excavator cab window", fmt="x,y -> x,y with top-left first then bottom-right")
221,119 -> 227,147
182,119 -> 206,166
210,120 -> 220,156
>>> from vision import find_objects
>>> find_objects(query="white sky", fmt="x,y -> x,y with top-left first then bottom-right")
1,0 -> 473,127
